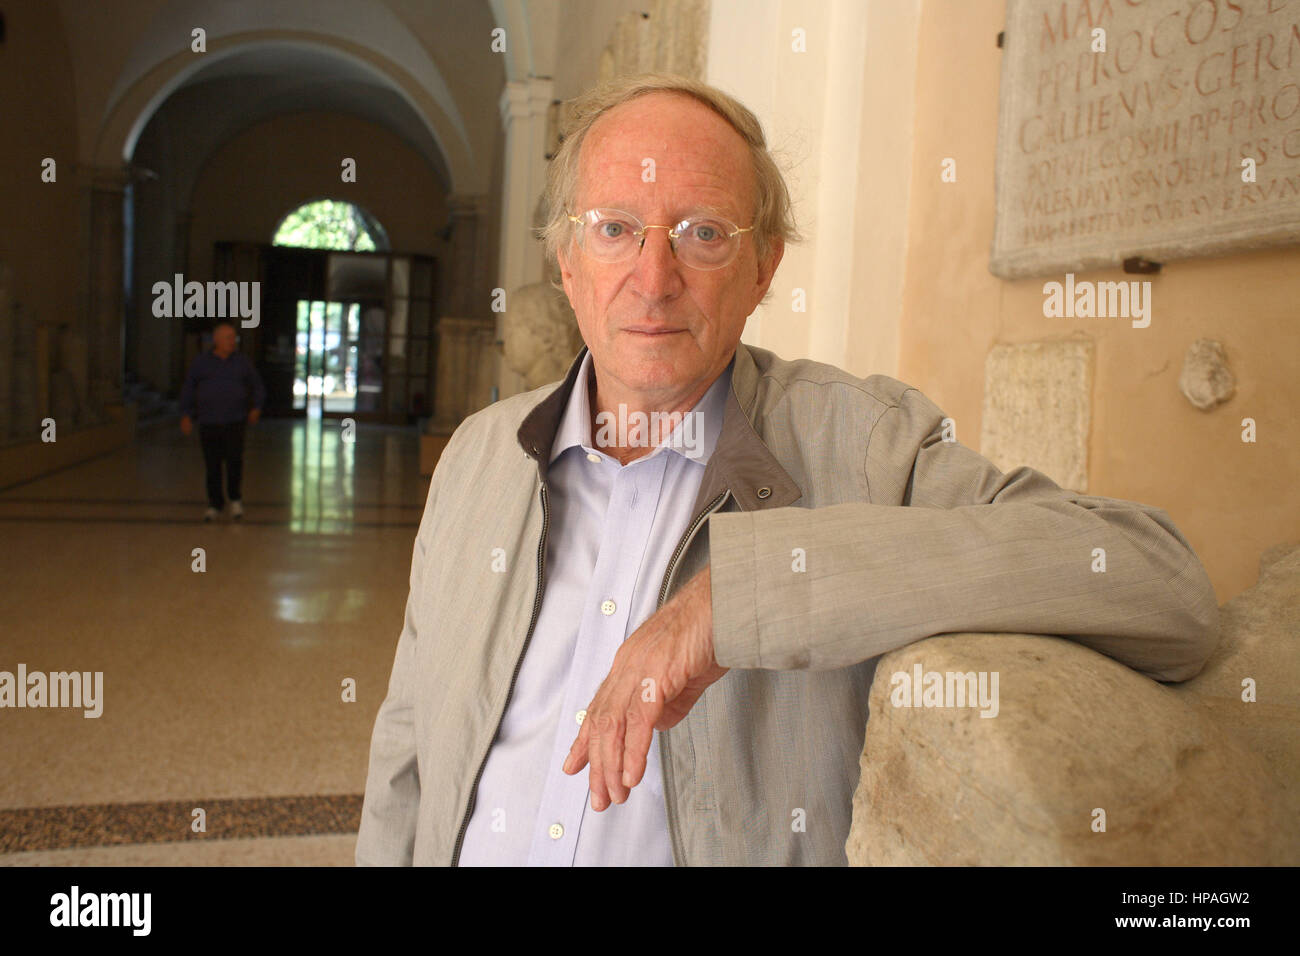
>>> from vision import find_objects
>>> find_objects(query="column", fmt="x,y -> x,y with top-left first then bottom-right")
496,78 -> 554,402
498,77 -> 553,299
444,193 -> 493,319
84,165 -> 129,410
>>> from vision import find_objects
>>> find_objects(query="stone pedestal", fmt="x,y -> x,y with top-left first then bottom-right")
848,543 -> 1300,865
432,316 -> 498,430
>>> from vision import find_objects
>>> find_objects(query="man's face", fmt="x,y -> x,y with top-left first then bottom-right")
213,325 -> 236,355
557,92 -> 783,407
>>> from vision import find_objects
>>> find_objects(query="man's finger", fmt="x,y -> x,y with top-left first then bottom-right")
563,713 -> 591,774
587,715 -> 611,811
594,709 -> 629,806
621,694 -> 657,790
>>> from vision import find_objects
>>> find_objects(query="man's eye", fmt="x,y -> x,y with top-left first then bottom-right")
596,221 -> 627,239
688,222 -> 723,242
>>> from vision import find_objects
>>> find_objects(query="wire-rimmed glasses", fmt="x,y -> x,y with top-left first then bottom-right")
566,208 -> 754,271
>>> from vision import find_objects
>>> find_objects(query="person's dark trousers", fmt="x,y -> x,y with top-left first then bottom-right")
198,422 -> 247,509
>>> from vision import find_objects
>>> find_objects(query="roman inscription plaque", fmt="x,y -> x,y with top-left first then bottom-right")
991,0 -> 1300,278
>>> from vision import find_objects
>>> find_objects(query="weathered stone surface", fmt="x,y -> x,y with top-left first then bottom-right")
431,316 -> 497,429
847,543 -> 1300,865
991,0 -> 1300,278
1178,338 -> 1236,411
598,0 -> 709,83
502,283 -> 585,391
980,337 -> 1092,493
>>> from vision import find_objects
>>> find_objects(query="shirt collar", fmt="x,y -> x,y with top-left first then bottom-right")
549,348 -> 733,467
520,343 -> 802,514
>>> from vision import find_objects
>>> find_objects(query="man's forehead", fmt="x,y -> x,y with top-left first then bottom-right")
577,98 -> 754,214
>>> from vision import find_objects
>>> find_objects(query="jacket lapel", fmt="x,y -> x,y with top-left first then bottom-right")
517,343 -> 803,515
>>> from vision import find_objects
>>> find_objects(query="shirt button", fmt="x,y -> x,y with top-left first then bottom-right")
575,709 -> 587,725
548,823 -> 564,840
600,599 -> 616,615
586,452 -> 601,463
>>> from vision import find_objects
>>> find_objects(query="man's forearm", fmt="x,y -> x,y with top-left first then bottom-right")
708,487 -> 1219,682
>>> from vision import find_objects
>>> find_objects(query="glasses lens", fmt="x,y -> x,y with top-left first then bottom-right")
579,210 -> 641,261
573,209 -> 745,269
675,218 -> 738,270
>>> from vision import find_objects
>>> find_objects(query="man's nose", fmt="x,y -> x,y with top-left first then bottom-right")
629,226 -> 683,300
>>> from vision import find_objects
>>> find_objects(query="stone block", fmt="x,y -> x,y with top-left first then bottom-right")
981,337 -> 1092,493
847,544 -> 1300,865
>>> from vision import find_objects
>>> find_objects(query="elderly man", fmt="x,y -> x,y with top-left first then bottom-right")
357,74 -> 1218,866
179,322 -> 265,521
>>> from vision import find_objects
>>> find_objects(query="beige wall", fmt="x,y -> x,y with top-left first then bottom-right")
708,0 -> 920,378
188,111 -> 450,276
897,0 -> 1300,602
0,2 -> 81,332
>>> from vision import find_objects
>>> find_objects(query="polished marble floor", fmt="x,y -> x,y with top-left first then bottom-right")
0,418 -> 429,865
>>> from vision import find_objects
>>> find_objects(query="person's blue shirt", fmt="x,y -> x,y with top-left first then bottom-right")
179,349 -> 266,425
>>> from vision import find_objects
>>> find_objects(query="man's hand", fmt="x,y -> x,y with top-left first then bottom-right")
247,409 -> 261,425
562,565 -> 727,811
180,415 -> 192,436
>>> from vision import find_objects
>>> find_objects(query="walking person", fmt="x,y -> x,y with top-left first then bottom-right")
179,322 -> 265,521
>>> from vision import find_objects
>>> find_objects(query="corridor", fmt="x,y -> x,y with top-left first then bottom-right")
0,420 -> 428,864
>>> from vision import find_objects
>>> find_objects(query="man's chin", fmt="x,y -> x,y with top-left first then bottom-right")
613,355 -> 697,393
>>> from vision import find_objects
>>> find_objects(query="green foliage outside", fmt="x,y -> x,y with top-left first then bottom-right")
273,199 -> 388,251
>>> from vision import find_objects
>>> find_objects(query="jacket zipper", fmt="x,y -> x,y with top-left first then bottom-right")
451,480 -> 550,866
655,487 -> 731,867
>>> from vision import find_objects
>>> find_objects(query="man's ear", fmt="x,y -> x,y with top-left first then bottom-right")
753,238 -> 784,303
557,244 -> 576,301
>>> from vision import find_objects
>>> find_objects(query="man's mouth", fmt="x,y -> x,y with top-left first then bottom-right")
624,326 -> 685,335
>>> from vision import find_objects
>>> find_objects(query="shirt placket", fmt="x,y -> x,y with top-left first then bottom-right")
526,448 -> 669,865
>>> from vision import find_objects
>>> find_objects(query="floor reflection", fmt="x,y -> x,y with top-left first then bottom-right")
0,418 -> 428,534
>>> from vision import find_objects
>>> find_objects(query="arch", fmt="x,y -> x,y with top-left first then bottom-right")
94,31 -> 482,195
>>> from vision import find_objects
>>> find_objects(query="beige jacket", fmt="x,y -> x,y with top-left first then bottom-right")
356,342 -> 1218,866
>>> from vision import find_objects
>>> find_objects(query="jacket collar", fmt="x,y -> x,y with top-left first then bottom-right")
518,344 -> 802,514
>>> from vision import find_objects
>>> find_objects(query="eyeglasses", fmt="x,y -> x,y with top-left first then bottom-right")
566,208 -> 754,271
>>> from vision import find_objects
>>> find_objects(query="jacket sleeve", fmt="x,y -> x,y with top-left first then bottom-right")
355,455 -> 445,865
707,385 -> 1220,683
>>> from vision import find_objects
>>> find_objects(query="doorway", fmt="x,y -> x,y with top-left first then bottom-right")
294,300 -> 362,417
211,242 -> 437,424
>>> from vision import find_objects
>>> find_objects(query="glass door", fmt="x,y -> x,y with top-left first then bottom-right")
294,300 -> 359,417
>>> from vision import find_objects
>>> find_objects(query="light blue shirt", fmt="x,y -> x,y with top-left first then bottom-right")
458,348 -> 733,866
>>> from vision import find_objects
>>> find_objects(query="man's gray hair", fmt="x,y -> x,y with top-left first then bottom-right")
538,72 -> 801,275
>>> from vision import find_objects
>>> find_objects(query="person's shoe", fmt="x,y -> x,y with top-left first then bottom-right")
230,500 -> 243,520
203,507 -> 220,522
